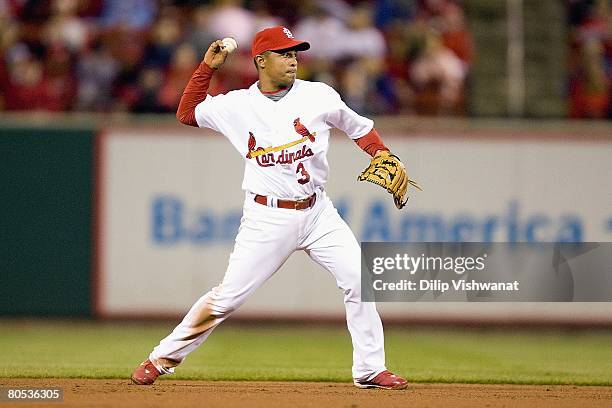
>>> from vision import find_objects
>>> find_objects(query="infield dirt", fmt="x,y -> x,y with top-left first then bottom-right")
3,379 -> 612,408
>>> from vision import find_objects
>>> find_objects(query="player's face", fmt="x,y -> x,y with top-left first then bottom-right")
262,50 -> 298,88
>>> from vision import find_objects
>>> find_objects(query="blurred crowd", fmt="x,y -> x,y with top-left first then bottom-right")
0,0 -> 473,116
568,0 -> 611,119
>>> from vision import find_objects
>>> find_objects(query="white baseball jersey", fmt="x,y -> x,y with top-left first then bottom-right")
194,79 -> 373,198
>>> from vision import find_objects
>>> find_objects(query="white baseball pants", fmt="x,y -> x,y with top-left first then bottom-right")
149,190 -> 386,380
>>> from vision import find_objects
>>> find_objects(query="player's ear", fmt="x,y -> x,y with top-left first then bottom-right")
255,55 -> 266,70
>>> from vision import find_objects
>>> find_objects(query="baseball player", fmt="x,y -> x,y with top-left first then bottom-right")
131,26 -> 414,390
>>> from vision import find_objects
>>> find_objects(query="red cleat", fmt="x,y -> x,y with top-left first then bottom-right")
353,370 -> 408,390
131,359 -> 163,385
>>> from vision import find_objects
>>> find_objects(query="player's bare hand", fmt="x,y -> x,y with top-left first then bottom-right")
204,40 -> 229,70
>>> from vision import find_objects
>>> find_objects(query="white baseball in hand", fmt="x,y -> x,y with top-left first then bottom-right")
221,37 -> 238,54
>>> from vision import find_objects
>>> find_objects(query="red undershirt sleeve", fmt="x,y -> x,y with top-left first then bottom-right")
354,128 -> 389,156
176,61 -> 215,127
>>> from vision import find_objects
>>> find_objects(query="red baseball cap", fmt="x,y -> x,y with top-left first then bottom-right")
251,26 -> 310,58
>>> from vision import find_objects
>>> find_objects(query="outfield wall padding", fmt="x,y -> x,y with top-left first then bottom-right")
0,128 -> 94,316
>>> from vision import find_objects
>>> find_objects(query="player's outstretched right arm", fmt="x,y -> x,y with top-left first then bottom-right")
176,40 -> 229,127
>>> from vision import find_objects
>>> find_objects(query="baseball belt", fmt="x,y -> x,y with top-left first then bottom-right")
254,193 -> 317,210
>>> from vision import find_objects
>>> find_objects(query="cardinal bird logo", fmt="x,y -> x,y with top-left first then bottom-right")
293,118 -> 316,142
246,132 -> 265,159
248,132 -> 256,151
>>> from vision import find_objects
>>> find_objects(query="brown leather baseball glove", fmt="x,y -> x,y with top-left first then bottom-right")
357,150 -> 422,209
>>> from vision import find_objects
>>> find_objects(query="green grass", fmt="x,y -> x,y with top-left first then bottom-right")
1,319 -> 612,385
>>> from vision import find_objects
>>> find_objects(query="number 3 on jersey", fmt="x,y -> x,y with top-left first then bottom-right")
296,162 -> 310,184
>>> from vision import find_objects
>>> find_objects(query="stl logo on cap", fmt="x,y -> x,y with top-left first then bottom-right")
283,27 -> 294,39
251,26 -> 310,58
